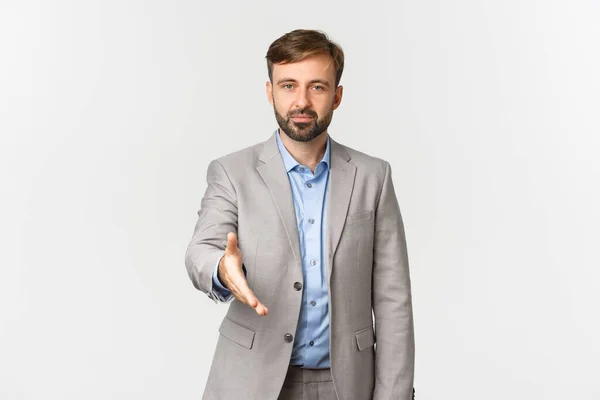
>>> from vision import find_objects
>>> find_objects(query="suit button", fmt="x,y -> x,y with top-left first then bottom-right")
284,333 -> 293,343
294,282 -> 302,291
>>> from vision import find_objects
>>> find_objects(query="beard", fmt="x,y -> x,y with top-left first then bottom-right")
273,103 -> 334,143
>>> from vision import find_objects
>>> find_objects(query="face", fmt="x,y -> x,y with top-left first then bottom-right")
266,53 -> 343,142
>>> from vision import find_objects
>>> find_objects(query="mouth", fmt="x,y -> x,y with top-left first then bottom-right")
290,115 -> 314,122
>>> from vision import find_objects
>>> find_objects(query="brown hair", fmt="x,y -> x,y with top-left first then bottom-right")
265,29 -> 345,86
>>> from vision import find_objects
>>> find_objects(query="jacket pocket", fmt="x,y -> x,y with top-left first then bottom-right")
355,325 -> 375,351
218,316 -> 255,349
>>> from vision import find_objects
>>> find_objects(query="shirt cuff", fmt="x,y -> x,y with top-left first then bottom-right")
212,257 -> 233,302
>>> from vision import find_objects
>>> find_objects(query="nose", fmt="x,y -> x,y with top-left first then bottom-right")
294,87 -> 311,109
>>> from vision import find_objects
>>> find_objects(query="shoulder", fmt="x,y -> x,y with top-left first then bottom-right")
218,142 -> 263,165
333,139 -> 391,178
207,137 -> 267,172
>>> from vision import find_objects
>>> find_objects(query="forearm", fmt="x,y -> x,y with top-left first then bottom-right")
184,159 -> 238,302
185,242 -> 225,300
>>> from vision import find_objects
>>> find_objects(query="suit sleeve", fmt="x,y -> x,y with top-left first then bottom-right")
185,159 -> 238,303
372,161 -> 415,399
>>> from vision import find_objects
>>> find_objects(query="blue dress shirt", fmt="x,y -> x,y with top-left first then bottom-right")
212,129 -> 331,368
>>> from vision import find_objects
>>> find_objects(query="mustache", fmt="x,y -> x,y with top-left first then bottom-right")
288,109 -> 317,118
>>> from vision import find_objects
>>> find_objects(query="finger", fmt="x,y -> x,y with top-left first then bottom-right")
233,277 -> 259,308
242,287 -> 258,309
225,232 -> 238,254
254,302 -> 269,316
229,281 -> 268,316
226,274 -> 254,306
224,263 -> 268,315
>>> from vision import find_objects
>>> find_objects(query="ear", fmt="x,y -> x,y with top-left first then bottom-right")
333,85 -> 343,110
266,81 -> 274,105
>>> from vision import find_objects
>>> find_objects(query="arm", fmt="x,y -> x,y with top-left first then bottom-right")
185,159 -> 238,303
372,161 -> 416,399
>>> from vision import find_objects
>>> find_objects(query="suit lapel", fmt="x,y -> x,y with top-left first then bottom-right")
326,138 -> 356,281
256,132 -> 302,262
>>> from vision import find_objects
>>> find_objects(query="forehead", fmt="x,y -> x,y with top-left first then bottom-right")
272,53 -> 336,83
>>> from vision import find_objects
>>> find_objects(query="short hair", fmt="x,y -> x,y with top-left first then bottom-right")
265,29 -> 345,86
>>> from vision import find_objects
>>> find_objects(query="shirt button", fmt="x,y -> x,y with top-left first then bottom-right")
294,282 -> 303,291
299,167 -> 305,172
310,259 -> 317,266
309,340 -> 314,346
308,218 -> 315,224
284,333 -> 293,343
310,301 -> 316,307
306,182 -> 312,188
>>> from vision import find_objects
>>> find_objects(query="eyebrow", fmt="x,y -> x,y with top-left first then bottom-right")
276,78 -> 331,87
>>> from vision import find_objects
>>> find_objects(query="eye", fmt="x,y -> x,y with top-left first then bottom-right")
283,84 -> 294,90
312,85 -> 325,91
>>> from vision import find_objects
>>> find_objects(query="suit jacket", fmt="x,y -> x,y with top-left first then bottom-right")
185,131 -> 415,400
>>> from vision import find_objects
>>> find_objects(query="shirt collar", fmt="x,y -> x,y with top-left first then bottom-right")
275,129 -> 331,173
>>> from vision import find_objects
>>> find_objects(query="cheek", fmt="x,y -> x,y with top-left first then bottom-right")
273,101 -> 288,116
272,94 -> 292,112
315,97 -> 335,115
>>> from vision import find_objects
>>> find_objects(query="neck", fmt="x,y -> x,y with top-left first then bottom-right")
279,130 -> 328,172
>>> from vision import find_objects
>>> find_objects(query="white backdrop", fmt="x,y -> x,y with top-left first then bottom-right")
1,1 -> 599,399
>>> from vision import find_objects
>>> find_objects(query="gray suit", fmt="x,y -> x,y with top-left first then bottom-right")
185,131 -> 415,399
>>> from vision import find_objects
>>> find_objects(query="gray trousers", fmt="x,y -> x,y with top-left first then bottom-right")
277,366 -> 337,400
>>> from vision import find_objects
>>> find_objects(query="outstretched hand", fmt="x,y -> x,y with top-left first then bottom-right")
218,232 -> 269,316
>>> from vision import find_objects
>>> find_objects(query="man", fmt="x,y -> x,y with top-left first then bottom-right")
185,29 -> 415,400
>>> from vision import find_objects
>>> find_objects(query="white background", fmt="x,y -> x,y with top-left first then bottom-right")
1,0 -> 599,399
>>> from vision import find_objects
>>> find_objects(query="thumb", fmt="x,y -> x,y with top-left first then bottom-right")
225,232 -> 239,253
238,282 -> 268,316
